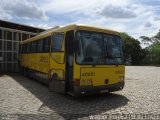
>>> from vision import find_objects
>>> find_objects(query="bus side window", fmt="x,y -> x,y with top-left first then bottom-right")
37,39 -> 43,53
52,34 -> 64,52
27,43 -> 31,53
23,44 -> 25,53
27,43 -> 29,53
31,42 -> 33,53
26,43 -> 28,53
19,45 -> 22,53
35,41 -> 38,53
24,44 -> 27,53
31,42 -> 34,53
29,43 -> 31,53
31,42 -> 36,53
21,44 -> 23,53
43,37 -> 51,52
22,44 -> 25,53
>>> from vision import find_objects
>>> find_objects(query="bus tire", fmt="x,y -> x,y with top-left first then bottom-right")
23,67 -> 29,77
49,74 -> 57,92
49,78 -> 53,92
23,67 -> 27,77
19,66 -> 23,75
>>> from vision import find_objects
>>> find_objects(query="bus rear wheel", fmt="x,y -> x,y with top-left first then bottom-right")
22,67 -> 29,77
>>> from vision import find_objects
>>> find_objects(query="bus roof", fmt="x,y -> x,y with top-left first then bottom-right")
20,24 -> 120,44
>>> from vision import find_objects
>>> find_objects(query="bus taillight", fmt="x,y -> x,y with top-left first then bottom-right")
74,79 -> 80,86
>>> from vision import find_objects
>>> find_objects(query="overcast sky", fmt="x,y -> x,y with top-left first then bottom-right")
0,0 -> 160,38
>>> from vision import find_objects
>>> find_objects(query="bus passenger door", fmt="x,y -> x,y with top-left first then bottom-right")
65,30 -> 74,92
49,33 -> 65,93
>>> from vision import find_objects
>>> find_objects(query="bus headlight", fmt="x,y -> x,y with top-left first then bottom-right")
80,79 -> 92,86
118,76 -> 124,81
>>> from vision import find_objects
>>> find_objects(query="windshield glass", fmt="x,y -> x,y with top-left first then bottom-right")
76,31 -> 124,65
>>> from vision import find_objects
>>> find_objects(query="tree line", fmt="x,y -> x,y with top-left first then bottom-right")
120,30 -> 160,65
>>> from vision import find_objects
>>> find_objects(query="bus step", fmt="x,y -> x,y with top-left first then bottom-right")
67,91 -> 75,96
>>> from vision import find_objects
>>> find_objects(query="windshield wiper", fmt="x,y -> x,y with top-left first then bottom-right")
103,55 -> 121,66
103,54 -> 121,58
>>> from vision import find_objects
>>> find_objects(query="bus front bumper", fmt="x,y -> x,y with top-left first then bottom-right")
73,81 -> 125,96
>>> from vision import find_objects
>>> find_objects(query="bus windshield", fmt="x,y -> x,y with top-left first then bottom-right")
76,31 -> 124,65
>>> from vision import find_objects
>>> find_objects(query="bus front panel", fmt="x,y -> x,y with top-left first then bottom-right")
72,30 -> 125,96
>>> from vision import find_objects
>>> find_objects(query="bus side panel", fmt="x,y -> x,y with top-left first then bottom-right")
21,53 -> 50,74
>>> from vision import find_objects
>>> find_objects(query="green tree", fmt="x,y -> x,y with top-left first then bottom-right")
140,30 -> 160,46
140,36 -> 152,46
140,30 -> 160,65
152,30 -> 160,43
120,32 -> 146,65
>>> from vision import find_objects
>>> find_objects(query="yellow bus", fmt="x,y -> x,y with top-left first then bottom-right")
19,24 -> 125,96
